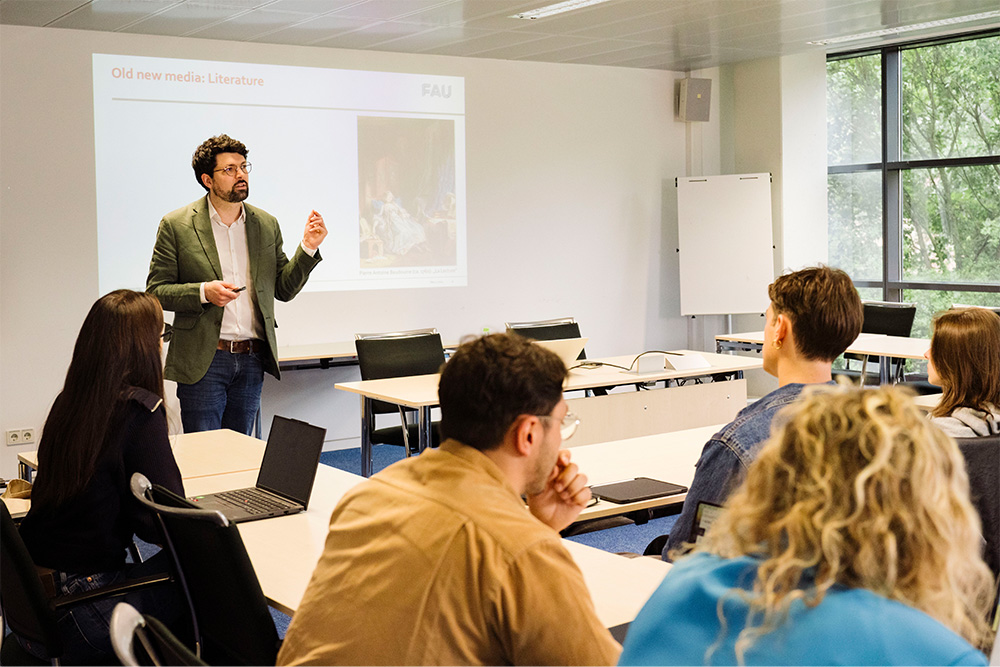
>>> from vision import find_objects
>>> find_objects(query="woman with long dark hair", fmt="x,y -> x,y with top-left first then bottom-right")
925,306 -> 1000,438
17,289 -> 184,664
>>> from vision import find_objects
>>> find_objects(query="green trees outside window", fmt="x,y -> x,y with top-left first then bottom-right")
827,32 -> 999,342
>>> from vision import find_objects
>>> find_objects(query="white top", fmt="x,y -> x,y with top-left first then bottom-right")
204,198 -> 260,341
931,404 -> 1000,438
200,196 -> 315,341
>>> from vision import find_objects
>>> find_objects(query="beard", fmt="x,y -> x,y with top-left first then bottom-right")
217,181 -> 249,203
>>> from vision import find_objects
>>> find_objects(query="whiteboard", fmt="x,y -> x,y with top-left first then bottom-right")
677,173 -> 774,315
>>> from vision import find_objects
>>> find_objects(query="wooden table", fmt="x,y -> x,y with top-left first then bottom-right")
336,350 -> 762,476
716,331 -> 930,384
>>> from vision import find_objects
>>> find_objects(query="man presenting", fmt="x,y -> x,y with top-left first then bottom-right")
278,334 -> 621,666
147,134 -> 325,434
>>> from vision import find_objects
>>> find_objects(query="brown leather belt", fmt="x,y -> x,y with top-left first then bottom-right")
217,339 -> 264,354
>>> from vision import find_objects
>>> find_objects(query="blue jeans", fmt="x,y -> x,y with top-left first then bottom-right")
176,349 -> 263,436
17,551 -> 183,665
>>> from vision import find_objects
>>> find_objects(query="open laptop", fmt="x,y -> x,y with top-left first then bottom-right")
534,337 -> 589,366
188,415 -> 326,523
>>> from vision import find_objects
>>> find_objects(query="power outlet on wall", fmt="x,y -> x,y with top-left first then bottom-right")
5,428 -> 35,446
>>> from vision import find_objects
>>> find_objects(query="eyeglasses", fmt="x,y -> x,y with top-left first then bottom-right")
161,323 -> 173,343
213,162 -> 252,177
538,411 -> 580,440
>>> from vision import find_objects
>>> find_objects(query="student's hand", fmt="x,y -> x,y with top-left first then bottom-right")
205,281 -> 241,307
302,210 -> 328,250
527,450 -> 592,532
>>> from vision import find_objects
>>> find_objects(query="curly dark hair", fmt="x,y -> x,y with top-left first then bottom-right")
192,134 -> 248,191
438,334 -> 566,451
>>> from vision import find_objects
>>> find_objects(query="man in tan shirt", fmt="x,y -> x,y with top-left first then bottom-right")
278,334 -> 620,666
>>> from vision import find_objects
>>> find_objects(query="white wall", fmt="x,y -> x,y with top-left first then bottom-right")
0,25 -> 708,477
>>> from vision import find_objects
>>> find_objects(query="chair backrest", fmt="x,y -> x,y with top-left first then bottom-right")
843,301 -> 918,369
505,318 -> 587,360
0,501 -> 63,660
355,329 -> 446,415
111,601 -> 206,667
860,300 -> 917,337
130,474 -> 279,666
955,435 -> 1000,583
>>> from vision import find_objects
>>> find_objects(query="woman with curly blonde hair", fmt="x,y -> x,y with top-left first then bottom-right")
620,386 -> 995,666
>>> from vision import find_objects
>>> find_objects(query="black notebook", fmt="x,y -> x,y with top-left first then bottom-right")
590,477 -> 687,504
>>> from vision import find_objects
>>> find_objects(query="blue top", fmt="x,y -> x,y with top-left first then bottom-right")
664,383 -> 809,557
619,553 -> 987,666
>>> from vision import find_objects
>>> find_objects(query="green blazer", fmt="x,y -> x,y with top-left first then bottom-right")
147,196 -> 321,385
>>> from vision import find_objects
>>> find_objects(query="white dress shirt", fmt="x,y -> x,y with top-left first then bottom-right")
203,197 -> 261,342
198,196 -> 317,342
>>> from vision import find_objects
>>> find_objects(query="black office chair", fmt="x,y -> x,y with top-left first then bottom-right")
506,318 -> 609,396
1,503 -> 171,666
130,473 -> 281,666
505,317 -> 588,360
837,300 -> 917,386
355,328 -> 446,455
955,435 -> 1000,585
110,602 -> 207,667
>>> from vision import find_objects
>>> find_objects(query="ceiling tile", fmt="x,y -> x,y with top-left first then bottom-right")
513,37 -> 646,62
563,42 -> 674,65
319,0 -> 453,22
419,29 -> 549,56
48,0 -> 181,31
0,0 -> 90,26
187,9 -> 311,41
478,34 -> 599,58
366,24 -> 479,50
260,0 -> 366,13
251,13 -> 378,44
129,3 -> 259,36
399,0 -> 535,27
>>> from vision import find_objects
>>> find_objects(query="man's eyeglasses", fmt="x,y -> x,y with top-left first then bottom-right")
213,162 -> 252,177
538,411 -> 580,440
161,323 -> 173,343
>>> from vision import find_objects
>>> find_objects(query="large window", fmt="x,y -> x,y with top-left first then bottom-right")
827,31 -> 999,342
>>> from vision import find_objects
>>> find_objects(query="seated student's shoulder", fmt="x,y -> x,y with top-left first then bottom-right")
122,386 -> 164,413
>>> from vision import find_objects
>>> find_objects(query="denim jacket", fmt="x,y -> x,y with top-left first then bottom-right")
663,383 -> 810,559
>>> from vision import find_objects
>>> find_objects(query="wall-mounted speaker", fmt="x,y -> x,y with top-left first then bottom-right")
678,78 -> 711,122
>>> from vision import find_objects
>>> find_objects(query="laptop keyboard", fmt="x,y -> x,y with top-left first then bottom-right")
215,489 -> 292,515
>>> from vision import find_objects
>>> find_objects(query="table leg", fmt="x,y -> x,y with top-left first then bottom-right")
418,407 -> 432,452
879,355 -> 891,385
360,396 -> 373,477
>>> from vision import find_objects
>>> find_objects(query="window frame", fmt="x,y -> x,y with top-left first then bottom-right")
827,29 -> 1000,301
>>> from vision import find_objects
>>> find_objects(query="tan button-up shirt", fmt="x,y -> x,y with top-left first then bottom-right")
278,439 -> 620,666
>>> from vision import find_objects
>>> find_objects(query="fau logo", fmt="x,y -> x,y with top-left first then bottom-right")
421,83 -> 452,98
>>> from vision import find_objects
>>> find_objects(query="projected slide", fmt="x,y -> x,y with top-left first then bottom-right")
92,54 -> 466,294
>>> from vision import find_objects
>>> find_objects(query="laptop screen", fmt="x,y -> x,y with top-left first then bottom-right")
256,415 -> 326,506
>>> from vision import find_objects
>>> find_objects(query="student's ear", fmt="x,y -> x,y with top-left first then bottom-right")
773,312 -> 790,346
510,416 -> 537,457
